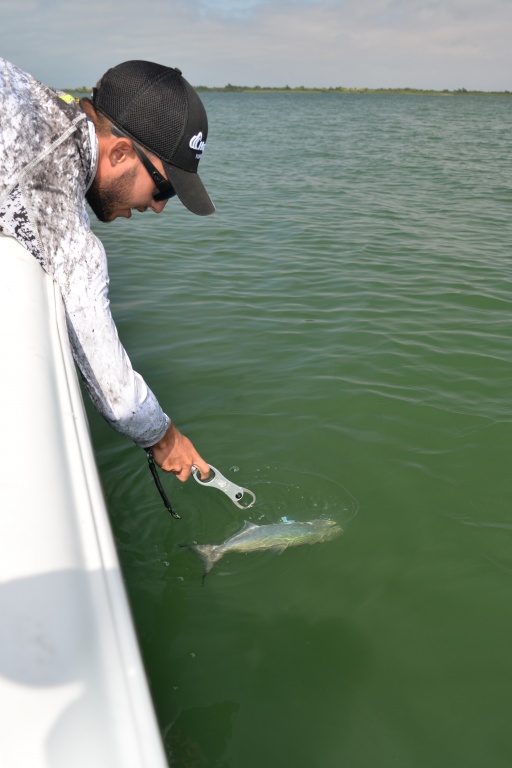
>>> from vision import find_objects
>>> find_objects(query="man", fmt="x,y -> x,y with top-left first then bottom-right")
0,58 -> 211,481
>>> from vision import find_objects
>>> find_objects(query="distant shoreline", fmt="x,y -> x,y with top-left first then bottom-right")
67,85 -> 511,97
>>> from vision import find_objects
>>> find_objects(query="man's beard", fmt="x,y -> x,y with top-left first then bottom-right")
86,166 -> 139,222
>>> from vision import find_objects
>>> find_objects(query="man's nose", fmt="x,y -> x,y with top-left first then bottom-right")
150,198 -> 168,214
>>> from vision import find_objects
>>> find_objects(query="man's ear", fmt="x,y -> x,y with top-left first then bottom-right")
109,138 -> 135,168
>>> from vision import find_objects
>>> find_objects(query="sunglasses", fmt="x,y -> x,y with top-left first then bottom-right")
111,126 -> 177,202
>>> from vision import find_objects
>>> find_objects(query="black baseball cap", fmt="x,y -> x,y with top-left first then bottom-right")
92,60 -> 215,216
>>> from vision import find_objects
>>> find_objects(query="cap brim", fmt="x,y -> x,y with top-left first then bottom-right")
164,163 -> 215,216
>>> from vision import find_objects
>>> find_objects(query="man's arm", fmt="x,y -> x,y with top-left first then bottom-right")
57,227 -> 208,478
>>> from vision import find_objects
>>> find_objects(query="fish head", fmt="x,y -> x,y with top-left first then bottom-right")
312,519 -> 343,539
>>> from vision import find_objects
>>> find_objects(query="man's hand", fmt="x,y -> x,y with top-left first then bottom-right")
150,422 -> 210,482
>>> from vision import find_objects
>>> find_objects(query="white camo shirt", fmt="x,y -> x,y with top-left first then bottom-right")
0,59 -> 169,447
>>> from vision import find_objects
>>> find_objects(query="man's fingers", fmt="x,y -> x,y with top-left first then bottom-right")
192,461 -> 211,481
170,461 -> 210,483
150,424 -> 209,481
172,464 -> 193,482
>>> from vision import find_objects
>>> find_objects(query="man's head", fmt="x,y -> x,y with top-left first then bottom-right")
85,60 -> 215,222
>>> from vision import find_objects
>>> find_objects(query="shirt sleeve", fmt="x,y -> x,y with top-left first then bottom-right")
56,222 -> 170,448
0,71 -> 170,448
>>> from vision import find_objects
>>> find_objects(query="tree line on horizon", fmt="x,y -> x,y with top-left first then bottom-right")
67,84 -> 511,96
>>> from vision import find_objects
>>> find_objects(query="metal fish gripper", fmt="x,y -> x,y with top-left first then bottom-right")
191,465 -> 256,509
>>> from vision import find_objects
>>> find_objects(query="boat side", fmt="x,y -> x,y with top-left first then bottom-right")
0,234 -> 168,768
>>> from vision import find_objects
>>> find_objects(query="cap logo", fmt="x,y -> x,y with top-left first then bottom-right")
189,132 -> 206,159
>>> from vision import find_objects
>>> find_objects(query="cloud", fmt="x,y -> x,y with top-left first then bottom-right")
1,0 -> 511,90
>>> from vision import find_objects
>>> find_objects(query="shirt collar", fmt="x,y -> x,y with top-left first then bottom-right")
85,118 -> 98,193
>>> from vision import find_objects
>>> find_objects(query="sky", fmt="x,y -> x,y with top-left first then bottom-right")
1,0 -> 511,91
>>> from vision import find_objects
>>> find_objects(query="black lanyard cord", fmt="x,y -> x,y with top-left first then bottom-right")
145,449 -> 181,519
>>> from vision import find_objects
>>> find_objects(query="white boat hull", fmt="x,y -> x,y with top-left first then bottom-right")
0,235 -> 168,768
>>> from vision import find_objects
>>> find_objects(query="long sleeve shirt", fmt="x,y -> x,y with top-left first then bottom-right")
0,58 -> 170,448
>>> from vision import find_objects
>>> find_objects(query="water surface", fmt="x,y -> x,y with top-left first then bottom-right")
89,92 -> 512,767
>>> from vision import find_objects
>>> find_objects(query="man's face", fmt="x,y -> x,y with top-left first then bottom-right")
86,143 -> 169,222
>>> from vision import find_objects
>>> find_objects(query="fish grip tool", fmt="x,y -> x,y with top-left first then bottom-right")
191,465 -> 256,509
145,451 -> 255,517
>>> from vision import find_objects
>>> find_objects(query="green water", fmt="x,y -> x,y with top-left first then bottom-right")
88,93 -> 512,767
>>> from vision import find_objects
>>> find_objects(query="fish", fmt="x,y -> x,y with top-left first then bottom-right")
183,518 -> 342,577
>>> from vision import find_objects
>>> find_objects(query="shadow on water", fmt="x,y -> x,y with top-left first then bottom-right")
163,700 -> 239,768
159,610 -> 369,768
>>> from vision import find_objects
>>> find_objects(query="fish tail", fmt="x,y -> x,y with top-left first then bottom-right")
182,544 -> 222,578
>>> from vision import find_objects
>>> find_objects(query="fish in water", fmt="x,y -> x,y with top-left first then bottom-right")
183,518 -> 342,576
